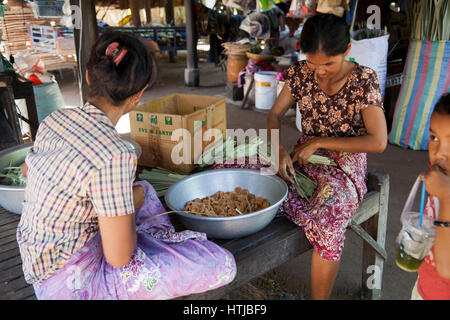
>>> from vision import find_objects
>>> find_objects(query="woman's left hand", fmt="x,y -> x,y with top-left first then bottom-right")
291,137 -> 322,165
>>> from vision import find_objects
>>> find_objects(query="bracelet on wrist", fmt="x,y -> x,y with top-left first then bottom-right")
434,220 -> 450,227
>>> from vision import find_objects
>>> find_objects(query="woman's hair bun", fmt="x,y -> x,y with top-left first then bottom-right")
86,30 -> 151,105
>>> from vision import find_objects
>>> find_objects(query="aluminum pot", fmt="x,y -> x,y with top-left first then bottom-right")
164,168 -> 288,239
0,138 -> 142,215
0,143 -> 32,214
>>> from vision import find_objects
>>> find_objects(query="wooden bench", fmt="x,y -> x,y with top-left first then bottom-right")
0,170 -> 389,300
183,170 -> 389,300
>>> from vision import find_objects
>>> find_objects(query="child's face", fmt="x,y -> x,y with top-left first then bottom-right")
429,112 -> 450,175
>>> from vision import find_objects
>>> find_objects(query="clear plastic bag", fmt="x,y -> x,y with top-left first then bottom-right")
396,176 -> 435,271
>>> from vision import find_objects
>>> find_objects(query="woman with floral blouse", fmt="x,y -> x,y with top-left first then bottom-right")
214,13 -> 388,299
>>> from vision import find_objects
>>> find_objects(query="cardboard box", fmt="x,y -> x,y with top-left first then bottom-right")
130,93 -> 227,173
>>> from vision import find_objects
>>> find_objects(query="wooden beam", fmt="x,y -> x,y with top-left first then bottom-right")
165,0 -> 175,62
71,0 -> 98,104
145,0 -> 152,23
129,0 -> 142,27
184,0 -> 199,86
165,0 -> 174,25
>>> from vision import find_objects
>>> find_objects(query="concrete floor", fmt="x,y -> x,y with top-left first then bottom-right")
55,52 -> 429,300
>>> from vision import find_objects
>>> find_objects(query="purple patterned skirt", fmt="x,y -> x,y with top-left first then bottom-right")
32,181 -> 236,300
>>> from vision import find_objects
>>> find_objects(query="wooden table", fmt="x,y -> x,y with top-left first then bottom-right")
0,171 -> 389,300
0,208 -> 35,300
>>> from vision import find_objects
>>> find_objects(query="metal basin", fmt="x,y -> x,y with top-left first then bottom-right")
0,143 -> 32,214
164,168 -> 288,239
0,138 -> 142,215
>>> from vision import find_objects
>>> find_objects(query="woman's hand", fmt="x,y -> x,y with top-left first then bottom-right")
133,185 -> 145,211
291,137 -> 321,166
278,146 -> 296,184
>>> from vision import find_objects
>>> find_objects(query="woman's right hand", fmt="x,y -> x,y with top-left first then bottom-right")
278,146 -> 296,184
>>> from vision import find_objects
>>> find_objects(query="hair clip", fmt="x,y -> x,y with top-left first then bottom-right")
105,42 -> 128,66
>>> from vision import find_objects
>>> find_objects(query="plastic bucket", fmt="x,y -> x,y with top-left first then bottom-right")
255,71 -> 278,110
14,81 -> 64,136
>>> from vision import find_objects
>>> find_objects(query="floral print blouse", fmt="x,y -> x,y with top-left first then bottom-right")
285,60 -> 383,137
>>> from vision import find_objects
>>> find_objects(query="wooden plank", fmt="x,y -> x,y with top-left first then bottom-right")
181,217 -> 312,299
0,223 -> 18,239
1,284 -> 35,300
0,224 -> 19,236
0,240 -> 18,254
361,213 -> 379,300
0,275 -> 30,297
0,264 -> 24,283
366,170 -> 390,300
351,191 -> 379,225
25,294 -> 37,300
0,255 -> 23,272
0,234 -> 16,247
0,247 -> 20,262
349,222 -> 387,260
0,215 -> 20,227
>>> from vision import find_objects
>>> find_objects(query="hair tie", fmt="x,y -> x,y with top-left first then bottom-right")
105,42 -> 128,66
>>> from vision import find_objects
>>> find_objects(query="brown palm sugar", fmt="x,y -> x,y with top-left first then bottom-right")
184,187 -> 270,217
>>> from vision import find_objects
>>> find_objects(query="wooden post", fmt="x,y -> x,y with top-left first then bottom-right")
361,171 -> 390,300
129,0 -> 142,27
165,0 -> 174,25
184,0 -> 199,86
145,0 -> 152,23
71,0 -> 98,104
165,0 -> 175,62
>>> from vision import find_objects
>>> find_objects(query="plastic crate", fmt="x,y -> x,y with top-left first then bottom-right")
29,1 -> 65,18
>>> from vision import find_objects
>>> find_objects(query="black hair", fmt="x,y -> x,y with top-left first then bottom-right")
433,92 -> 450,115
86,30 -> 151,106
275,2 -> 289,15
299,13 -> 350,56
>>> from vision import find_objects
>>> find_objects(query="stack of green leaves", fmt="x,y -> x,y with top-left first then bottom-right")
198,136 -> 264,168
307,155 -> 336,166
292,154 -> 336,201
138,142 -> 336,200
292,170 -> 317,201
0,166 -> 26,186
198,136 -> 235,168
138,168 -> 188,197
410,0 -> 449,41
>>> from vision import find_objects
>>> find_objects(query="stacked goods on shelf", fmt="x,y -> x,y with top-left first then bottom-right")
0,6 -> 53,56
